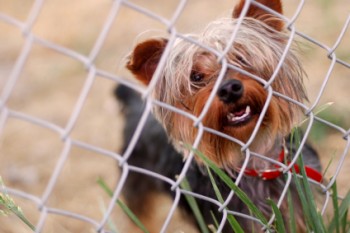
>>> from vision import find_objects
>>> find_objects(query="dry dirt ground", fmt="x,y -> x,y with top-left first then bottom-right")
0,0 -> 349,232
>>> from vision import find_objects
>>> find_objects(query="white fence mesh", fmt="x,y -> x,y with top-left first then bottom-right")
0,0 -> 349,232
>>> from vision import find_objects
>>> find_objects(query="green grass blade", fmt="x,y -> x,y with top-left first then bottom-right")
338,191 -> 350,230
116,199 -> 150,233
97,178 -> 113,196
341,209 -> 348,233
287,129 -> 298,233
289,131 -> 313,231
97,178 -> 150,233
322,153 -> 335,177
328,190 -> 350,233
267,199 -> 286,233
208,223 -> 218,233
298,102 -> 334,126
291,130 -> 325,232
179,177 -> 210,233
297,155 -> 325,232
193,148 -> 268,226
206,167 -> 223,203
318,211 -> 328,233
206,167 -> 244,233
98,198 -> 119,233
287,190 -> 296,233
331,181 -> 340,233
292,171 -> 312,230
210,210 -> 219,229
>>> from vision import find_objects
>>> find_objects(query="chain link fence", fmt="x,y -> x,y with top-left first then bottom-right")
0,0 -> 349,232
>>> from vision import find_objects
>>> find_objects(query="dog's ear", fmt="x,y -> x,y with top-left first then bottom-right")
126,38 -> 168,85
233,0 -> 283,31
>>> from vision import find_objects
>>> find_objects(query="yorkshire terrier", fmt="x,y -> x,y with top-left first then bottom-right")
118,0 -> 323,232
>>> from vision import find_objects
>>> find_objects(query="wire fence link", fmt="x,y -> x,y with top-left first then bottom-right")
0,0 -> 349,232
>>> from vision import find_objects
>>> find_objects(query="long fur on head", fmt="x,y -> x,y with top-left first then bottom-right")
126,0 -> 307,170
151,18 -> 306,169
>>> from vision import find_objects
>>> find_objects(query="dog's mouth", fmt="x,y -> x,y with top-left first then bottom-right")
225,105 -> 253,126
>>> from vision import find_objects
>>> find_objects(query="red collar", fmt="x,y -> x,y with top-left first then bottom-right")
238,147 -> 323,182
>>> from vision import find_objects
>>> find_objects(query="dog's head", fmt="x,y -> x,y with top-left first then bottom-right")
126,0 -> 307,169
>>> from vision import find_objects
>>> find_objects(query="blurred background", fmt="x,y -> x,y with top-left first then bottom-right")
0,0 -> 349,232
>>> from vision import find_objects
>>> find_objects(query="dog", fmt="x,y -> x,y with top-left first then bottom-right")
118,0 -> 323,232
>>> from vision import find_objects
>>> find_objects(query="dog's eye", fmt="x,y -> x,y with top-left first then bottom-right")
236,55 -> 248,66
190,71 -> 204,82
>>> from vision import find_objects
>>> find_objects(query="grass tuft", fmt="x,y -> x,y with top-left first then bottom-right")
0,177 -> 35,231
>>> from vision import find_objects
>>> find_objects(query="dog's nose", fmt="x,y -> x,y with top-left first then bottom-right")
217,79 -> 243,103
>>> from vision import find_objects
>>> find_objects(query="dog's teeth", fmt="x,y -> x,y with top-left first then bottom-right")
245,105 -> 251,114
228,105 -> 251,123
227,113 -> 234,121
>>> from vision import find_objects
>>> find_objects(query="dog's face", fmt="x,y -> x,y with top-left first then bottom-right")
126,0 -> 307,169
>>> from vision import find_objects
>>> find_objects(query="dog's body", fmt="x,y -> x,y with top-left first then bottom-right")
118,0 -> 322,232
116,85 -> 321,232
